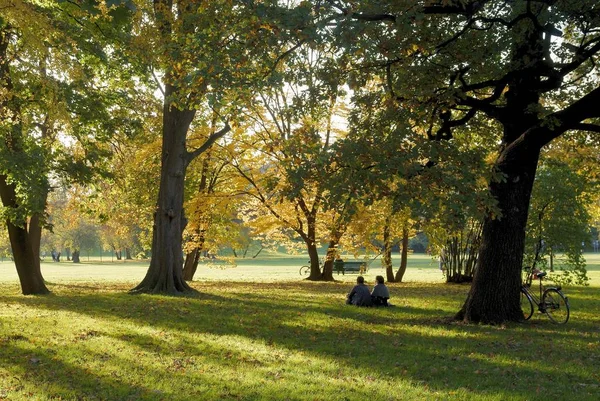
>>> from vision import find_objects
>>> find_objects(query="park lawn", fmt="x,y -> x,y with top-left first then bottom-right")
0,253 -> 599,400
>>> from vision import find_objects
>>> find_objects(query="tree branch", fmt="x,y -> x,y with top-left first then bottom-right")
500,85 -> 600,163
572,123 -> 600,134
186,123 -> 231,165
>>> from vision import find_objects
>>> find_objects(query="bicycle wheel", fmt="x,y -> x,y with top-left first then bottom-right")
520,287 -> 534,321
542,288 -> 570,324
299,265 -> 310,276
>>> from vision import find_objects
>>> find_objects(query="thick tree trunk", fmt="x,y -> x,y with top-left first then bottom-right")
182,247 -> 201,281
6,221 -> 49,295
305,238 -> 322,281
395,227 -> 409,282
320,239 -> 338,281
125,248 -> 132,260
456,147 -> 540,323
0,30 -> 48,295
0,176 -> 49,295
303,215 -> 326,280
131,84 -> 196,295
456,20 -> 548,323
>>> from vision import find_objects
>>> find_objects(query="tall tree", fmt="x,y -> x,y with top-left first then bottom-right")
0,0 -> 138,294
130,0 -> 321,293
231,46 -> 352,281
330,0 -> 600,323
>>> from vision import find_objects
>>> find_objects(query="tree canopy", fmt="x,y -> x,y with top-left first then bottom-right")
1,0 -> 599,325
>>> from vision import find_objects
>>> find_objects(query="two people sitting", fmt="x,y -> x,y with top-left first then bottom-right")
346,275 -> 390,307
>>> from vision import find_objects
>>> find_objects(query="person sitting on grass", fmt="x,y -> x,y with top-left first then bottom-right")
346,276 -> 373,306
371,275 -> 390,306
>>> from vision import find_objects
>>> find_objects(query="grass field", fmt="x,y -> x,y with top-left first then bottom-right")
1,253 -> 599,400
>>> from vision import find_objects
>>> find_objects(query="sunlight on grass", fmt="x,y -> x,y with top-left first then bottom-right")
0,253 -> 599,400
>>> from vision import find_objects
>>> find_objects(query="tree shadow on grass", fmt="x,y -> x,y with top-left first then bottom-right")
0,338 -> 177,401
1,282 -> 599,400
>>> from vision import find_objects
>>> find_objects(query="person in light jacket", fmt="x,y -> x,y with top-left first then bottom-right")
371,275 -> 390,306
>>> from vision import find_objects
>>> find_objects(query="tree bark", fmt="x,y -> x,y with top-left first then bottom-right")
456,144 -> 540,323
320,239 -> 338,281
0,29 -> 48,295
395,227 -> 409,282
456,18 -> 547,323
131,84 -> 196,294
305,236 -> 322,281
182,247 -> 201,281
0,176 -> 49,295
382,219 -> 395,282
304,214 -> 325,280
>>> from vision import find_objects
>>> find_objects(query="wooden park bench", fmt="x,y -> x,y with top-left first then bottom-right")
334,260 -> 367,275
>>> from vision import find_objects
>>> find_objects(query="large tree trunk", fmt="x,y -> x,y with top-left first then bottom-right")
457,138 -> 541,323
305,237 -> 322,281
455,18 -> 546,323
131,84 -> 196,294
395,227 -> 409,282
320,239 -> 338,281
0,176 -> 49,295
0,28 -> 49,295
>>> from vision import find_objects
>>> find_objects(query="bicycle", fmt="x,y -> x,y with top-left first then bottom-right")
520,266 -> 570,324
299,264 -> 311,275
299,259 -> 323,276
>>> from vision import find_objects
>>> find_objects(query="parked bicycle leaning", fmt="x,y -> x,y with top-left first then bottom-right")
520,266 -> 570,324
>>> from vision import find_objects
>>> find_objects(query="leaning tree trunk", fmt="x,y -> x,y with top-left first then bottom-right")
456,144 -> 540,324
131,84 -> 196,294
0,30 -> 48,295
0,176 -> 49,295
395,227 -> 409,283
182,245 -> 202,281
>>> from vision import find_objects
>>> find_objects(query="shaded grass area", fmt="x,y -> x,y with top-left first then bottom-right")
1,279 -> 599,401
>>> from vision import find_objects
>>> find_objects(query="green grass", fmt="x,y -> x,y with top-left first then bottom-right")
0,253 -> 599,400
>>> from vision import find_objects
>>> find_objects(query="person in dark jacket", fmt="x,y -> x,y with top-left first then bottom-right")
346,276 -> 373,306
